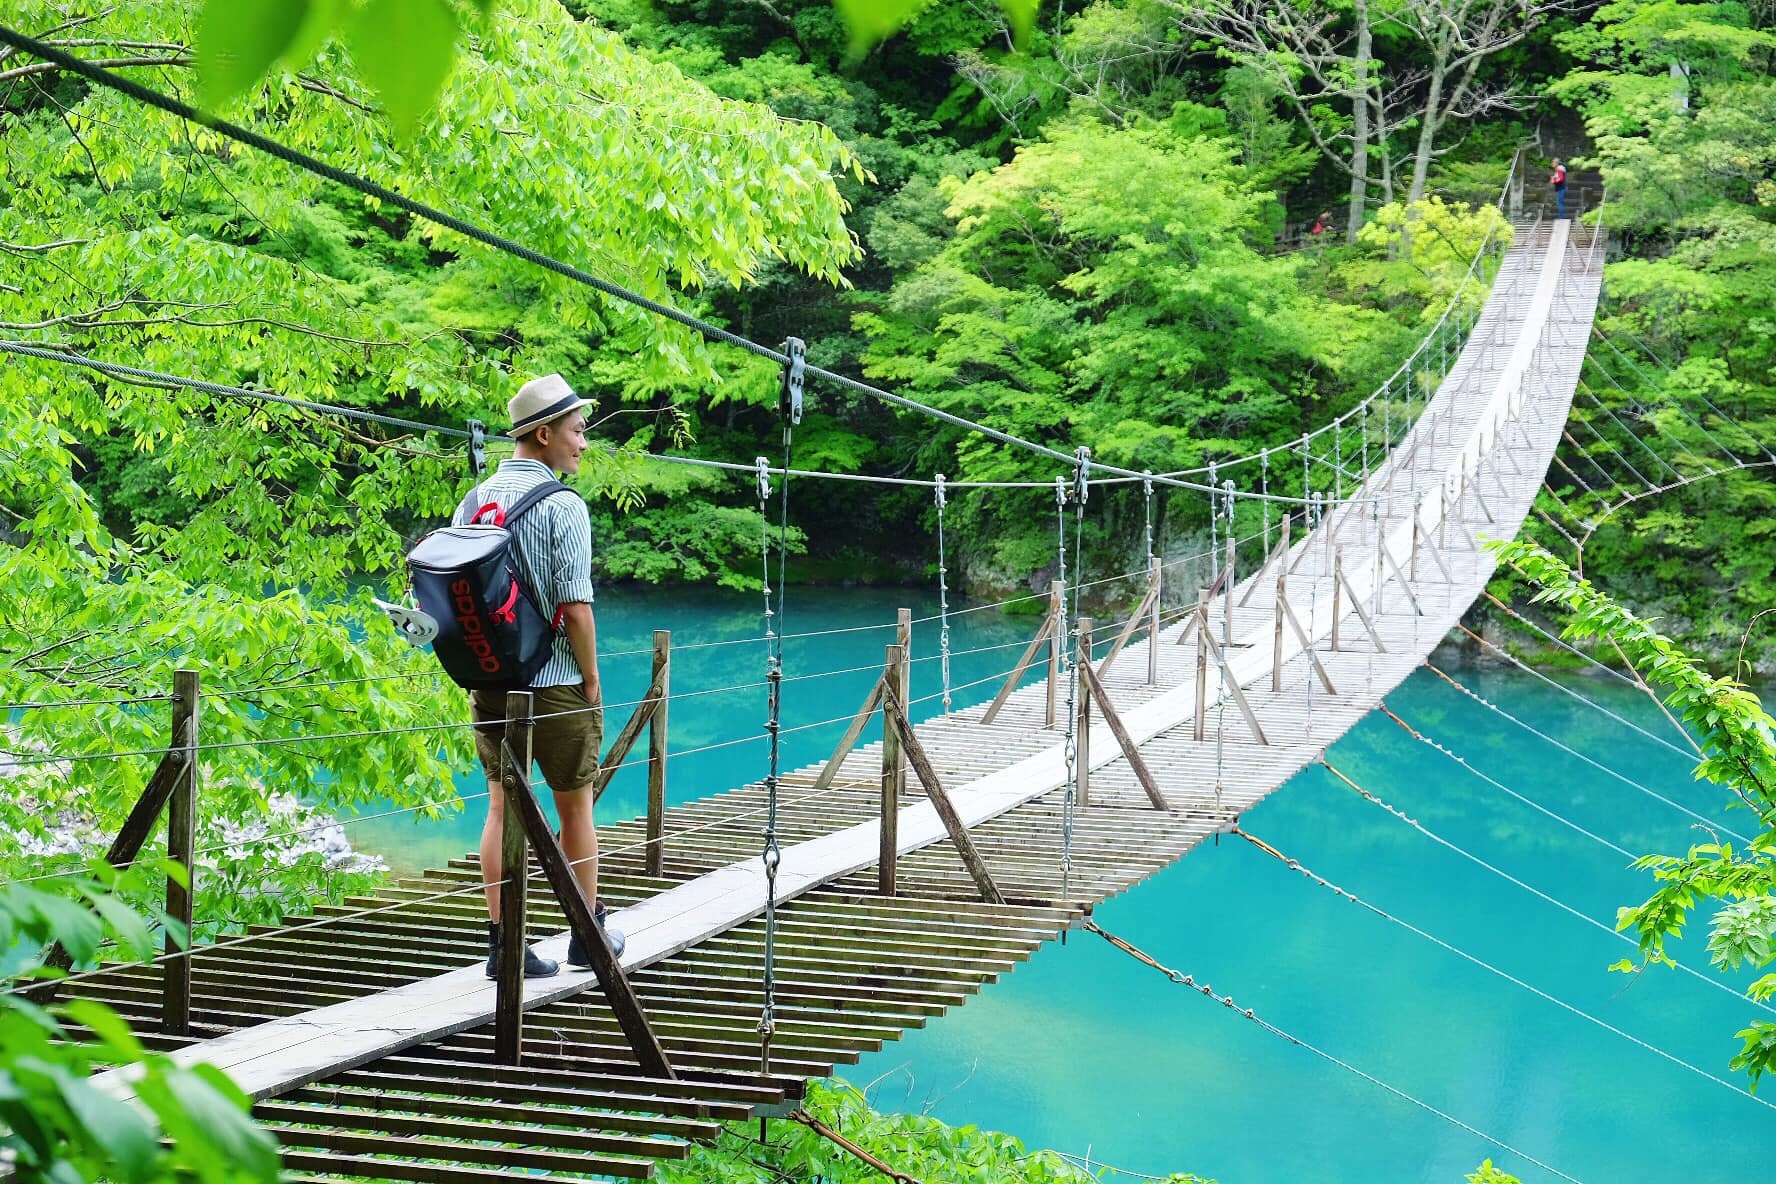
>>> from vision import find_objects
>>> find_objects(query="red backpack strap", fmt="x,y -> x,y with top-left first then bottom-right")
470,502 -> 505,526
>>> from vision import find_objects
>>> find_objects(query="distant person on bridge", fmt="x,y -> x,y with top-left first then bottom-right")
456,374 -> 623,979
1310,210 -> 1333,239
1550,159 -> 1568,219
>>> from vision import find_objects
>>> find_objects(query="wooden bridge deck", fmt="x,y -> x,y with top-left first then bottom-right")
65,219 -> 1602,1181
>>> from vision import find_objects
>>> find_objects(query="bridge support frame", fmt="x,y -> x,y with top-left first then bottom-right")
499,725 -> 675,1079
35,668 -> 200,1036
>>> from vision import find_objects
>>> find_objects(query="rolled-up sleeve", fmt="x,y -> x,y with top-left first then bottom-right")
550,496 -> 596,605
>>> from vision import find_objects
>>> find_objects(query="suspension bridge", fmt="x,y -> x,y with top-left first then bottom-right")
10,25 -> 1773,1184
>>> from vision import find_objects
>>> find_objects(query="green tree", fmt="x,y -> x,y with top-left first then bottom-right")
854,108 -> 1419,583
1,871 -> 280,1184
0,0 -> 859,904
1491,539 -> 1776,1090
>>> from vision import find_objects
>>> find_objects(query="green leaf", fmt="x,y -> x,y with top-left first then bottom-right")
196,0 -> 313,109
347,0 -> 461,138
30,894 -> 102,965
57,998 -> 146,1063
77,888 -> 156,961
54,1070 -> 161,1183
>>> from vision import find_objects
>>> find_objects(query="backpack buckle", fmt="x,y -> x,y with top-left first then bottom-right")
374,598 -> 440,647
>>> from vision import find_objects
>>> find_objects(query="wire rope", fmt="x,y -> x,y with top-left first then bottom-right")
1234,826 -> 1776,1113
1421,664 -> 1742,841
1080,918 -> 1585,1184
1320,758 -> 1776,1016
1454,625 -> 1695,761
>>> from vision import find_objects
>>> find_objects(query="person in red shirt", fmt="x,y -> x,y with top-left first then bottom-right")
1310,210 -> 1333,237
1551,160 -> 1568,219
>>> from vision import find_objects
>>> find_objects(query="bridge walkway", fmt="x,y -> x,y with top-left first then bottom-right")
62,218 -> 1602,1182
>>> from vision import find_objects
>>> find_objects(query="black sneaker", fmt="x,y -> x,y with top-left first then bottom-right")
567,907 -> 626,967
485,921 -> 559,980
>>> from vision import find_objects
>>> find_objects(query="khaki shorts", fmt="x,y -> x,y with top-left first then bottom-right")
471,683 -> 604,796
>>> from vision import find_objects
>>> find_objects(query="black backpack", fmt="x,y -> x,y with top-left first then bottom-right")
408,481 -> 572,691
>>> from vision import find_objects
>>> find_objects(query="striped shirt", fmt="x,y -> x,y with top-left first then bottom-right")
452,458 -> 594,689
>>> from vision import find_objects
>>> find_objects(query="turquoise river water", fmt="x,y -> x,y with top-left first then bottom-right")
345,585 -> 1776,1183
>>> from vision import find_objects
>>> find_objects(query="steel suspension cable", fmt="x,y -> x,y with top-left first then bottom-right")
1421,664 -> 1743,841
935,474 -> 953,714
1319,758 -> 1776,1016
1060,452 -> 1088,900
1454,625 -> 1696,761
1079,919 -> 1585,1184
1233,827 -> 1776,1114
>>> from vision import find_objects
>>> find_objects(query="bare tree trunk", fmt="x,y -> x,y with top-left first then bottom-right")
1407,60 -> 1446,204
1346,0 -> 1373,242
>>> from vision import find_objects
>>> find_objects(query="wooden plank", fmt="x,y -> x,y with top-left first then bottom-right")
1177,564 -> 1231,642
1045,579 -> 1062,727
1076,617 -> 1091,808
1095,587 -> 1155,681
593,664 -> 665,799
1334,547 -> 1389,653
1199,627 -> 1270,745
981,609 -> 1054,725
1378,538 -> 1425,615
809,674 -> 886,795
41,690 -> 191,981
494,693 -> 531,1065
879,645 -> 902,896
1277,588 -> 1337,695
1239,513 -> 1291,607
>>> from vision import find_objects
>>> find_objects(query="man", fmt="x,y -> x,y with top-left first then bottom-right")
457,373 -> 622,979
1551,159 -> 1568,220
1309,210 -> 1333,238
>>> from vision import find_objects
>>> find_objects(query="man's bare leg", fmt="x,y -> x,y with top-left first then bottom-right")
479,786 -> 504,920
555,785 -> 599,907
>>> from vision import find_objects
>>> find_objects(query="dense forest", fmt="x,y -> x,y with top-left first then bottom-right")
4,1 -> 1775,1180
7,0 -> 1773,668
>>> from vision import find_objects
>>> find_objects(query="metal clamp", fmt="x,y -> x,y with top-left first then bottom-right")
1073,445 -> 1091,503
755,455 -> 771,503
934,472 -> 947,510
779,337 -> 806,426
468,419 -> 487,482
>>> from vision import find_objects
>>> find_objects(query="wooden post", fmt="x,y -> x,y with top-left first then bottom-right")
34,690 -> 198,991
161,669 -> 198,1036
501,740 -> 674,1079
880,683 -> 1004,905
1146,557 -> 1161,687
645,630 -> 670,878
1193,590 -> 1209,742
1239,513 -> 1291,607
1045,579 -> 1063,728
981,611 -> 1054,726
1222,529 -> 1235,647
1078,660 -> 1170,810
495,692 -> 532,1065
1331,548 -> 1343,652
879,643 -> 904,897
1272,570 -> 1286,692
1076,618 -> 1092,809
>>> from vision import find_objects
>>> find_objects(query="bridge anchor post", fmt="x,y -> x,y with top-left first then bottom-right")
494,692 -> 531,1065
645,631 -> 671,877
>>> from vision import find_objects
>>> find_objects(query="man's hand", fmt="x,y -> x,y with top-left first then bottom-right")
580,680 -> 601,706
